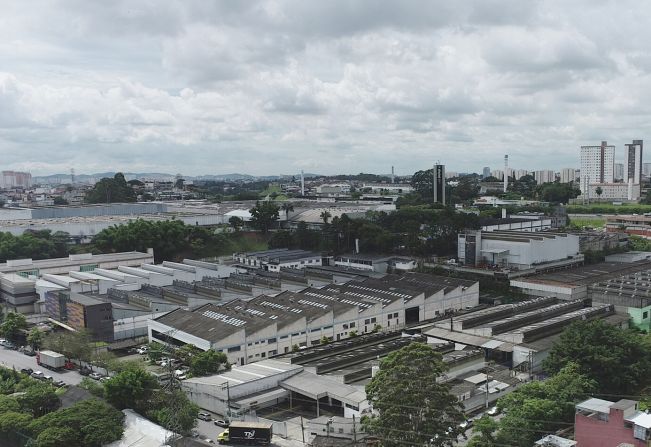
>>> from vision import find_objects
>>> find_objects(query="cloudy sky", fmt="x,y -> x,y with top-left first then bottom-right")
1,1 -> 650,176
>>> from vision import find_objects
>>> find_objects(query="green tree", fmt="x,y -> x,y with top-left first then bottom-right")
496,363 -> 595,447
364,343 -> 465,447
320,210 -> 332,224
280,202 -> 294,221
175,344 -> 202,366
52,196 -> 68,205
595,186 -> 603,200
508,174 -> 537,199
543,319 -> 651,395
467,415 -> 499,447
0,395 -> 21,413
35,426 -> 78,447
85,173 -> 137,203
411,168 -> 435,199
1,312 -> 27,342
189,349 -> 229,376
18,382 -> 60,417
28,398 -> 125,447
27,328 -> 44,350
249,201 -> 280,233
44,330 -> 92,364
0,411 -> 33,446
147,389 -> 198,435
228,216 -> 244,232
103,368 -> 158,411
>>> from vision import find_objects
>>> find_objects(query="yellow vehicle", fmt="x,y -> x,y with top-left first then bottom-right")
217,428 -> 229,444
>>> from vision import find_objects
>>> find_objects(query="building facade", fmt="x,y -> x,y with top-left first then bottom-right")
580,141 -> 615,191
560,168 -> 577,184
575,398 -> 650,447
625,139 -> 644,185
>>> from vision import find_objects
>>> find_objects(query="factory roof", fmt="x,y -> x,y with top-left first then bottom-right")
576,398 -> 614,415
281,371 -> 367,405
183,360 -> 302,387
0,251 -> 153,273
516,260 -> 651,287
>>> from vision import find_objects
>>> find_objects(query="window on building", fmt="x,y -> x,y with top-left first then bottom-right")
280,335 -> 288,340
350,322 -> 355,328
644,311 -> 649,319
227,346 -> 241,353
261,352 -> 266,358
364,319 -> 370,325
267,337 -> 277,343
370,317 -> 376,323
343,324 -> 348,329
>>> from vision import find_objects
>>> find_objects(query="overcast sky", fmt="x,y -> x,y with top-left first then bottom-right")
1,1 -> 650,176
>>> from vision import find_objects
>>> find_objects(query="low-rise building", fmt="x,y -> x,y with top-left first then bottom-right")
234,249 -> 323,271
458,230 -> 581,270
574,398 -> 651,447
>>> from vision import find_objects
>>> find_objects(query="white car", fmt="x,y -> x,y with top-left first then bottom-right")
487,406 -> 500,416
89,372 -> 103,380
31,371 -> 45,379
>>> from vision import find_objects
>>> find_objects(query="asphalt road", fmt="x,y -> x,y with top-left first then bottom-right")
0,346 -> 84,386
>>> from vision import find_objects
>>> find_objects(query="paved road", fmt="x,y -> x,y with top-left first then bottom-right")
193,414 -> 307,446
0,347 -> 83,386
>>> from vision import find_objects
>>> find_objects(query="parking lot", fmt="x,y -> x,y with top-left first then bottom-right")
0,345 -> 84,386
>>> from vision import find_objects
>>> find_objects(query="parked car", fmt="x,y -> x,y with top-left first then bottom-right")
21,368 -> 34,375
53,380 -> 66,388
0,338 -> 6,345
43,375 -> 53,382
23,349 -> 36,357
213,420 -> 229,428
197,412 -> 212,421
136,346 -> 148,355
459,419 -> 473,430
4,341 -> 16,350
31,371 -> 45,380
89,372 -> 103,380
99,376 -> 110,383
487,406 -> 500,416
79,367 -> 92,376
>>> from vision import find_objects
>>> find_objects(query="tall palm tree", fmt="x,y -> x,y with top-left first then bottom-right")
281,202 -> 294,221
320,210 -> 332,224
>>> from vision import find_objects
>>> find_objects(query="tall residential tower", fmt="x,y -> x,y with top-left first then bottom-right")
580,141 -> 615,192
624,139 -> 643,185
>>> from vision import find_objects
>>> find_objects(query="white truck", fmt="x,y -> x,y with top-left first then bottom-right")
37,350 -> 66,371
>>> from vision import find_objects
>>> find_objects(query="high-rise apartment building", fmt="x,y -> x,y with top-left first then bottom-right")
624,139 -> 643,184
482,167 -> 490,178
513,169 -> 530,180
580,141 -> 615,191
1,171 -> 32,189
614,163 -> 624,181
534,170 -> 556,184
560,168 -> 577,184
490,170 -> 504,180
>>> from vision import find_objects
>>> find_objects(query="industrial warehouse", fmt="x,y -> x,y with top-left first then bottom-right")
511,254 -> 651,332
148,272 -> 479,365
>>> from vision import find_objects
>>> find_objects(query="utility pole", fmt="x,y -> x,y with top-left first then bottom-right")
224,381 -> 231,422
352,414 -> 357,443
300,416 -> 305,444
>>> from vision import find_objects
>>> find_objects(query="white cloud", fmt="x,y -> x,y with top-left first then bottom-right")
1,1 -> 651,176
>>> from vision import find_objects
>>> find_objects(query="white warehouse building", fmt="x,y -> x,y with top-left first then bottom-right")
458,230 -> 580,270
148,273 -> 479,366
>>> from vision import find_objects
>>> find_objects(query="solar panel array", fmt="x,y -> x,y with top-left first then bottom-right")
202,310 -> 246,327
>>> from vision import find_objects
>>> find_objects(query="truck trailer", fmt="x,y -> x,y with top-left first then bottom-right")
37,350 -> 66,371
217,421 -> 273,445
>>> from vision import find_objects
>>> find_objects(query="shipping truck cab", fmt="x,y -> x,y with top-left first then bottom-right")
217,428 -> 229,444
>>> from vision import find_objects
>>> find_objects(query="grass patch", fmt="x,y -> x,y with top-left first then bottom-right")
569,217 -> 606,229
567,203 -> 651,214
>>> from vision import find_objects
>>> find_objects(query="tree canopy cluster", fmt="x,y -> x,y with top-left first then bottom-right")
363,343 -> 466,447
91,219 -> 240,262
0,230 -> 70,263
270,206 -> 479,257
0,366 -> 124,447
103,367 -> 199,434
85,173 -> 136,203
